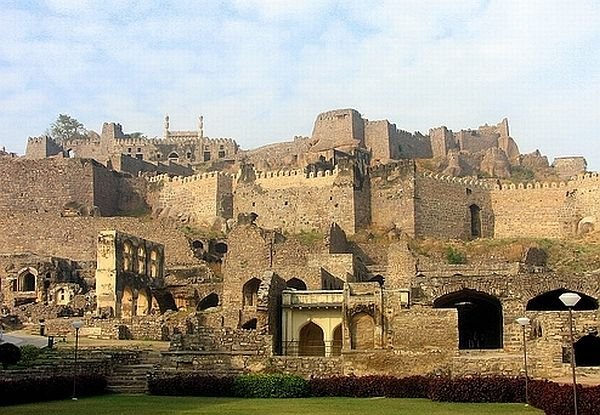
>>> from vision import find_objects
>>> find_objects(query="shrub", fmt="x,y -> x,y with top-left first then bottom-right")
148,373 -> 235,397
233,373 -> 309,398
444,246 -> 467,264
0,342 -> 21,369
0,375 -> 106,406
19,345 -> 42,366
309,375 -> 429,398
428,376 -> 523,403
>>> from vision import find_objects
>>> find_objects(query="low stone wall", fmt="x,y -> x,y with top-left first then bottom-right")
268,356 -> 343,377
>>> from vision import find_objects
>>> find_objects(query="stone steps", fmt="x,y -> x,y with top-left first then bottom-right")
106,352 -> 162,394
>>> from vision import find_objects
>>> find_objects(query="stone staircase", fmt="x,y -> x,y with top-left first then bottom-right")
105,350 -> 162,394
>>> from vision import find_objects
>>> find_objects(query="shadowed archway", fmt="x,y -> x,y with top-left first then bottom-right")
526,288 -> 598,311
434,289 -> 503,349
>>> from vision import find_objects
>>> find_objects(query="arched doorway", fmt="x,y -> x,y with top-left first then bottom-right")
434,289 -> 503,349
298,322 -> 325,356
575,334 -> 600,366
526,289 -> 598,311
243,278 -> 261,307
18,271 -> 36,292
469,204 -> 481,238
350,312 -> 375,350
198,293 -> 219,310
286,278 -> 307,290
332,324 -> 342,356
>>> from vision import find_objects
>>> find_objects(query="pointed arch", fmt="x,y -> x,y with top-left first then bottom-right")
243,277 -> 261,307
198,293 -> 219,310
575,334 -> 600,367
434,288 -> 503,349
526,288 -> 598,311
137,289 -> 151,315
121,286 -> 134,318
18,268 -> 37,292
286,277 -> 307,290
298,321 -> 325,356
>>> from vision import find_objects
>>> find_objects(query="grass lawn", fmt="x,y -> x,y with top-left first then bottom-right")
2,395 -> 543,415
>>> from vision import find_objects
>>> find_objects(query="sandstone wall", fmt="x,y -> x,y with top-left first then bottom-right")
0,158 -> 96,214
153,172 -> 234,222
0,213 -> 197,266
369,161 -> 416,235
233,168 -> 357,234
414,174 -> 493,239
491,183 -> 568,238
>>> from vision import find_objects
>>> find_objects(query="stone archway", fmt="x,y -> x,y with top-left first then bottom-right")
575,334 -> 600,366
137,289 -> 151,315
121,286 -> 134,318
243,278 -> 261,307
434,289 -> 503,349
18,270 -> 36,292
198,293 -> 219,310
286,277 -> 307,290
298,322 -> 325,356
527,288 -> 598,311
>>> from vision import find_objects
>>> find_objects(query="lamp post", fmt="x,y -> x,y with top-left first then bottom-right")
559,292 -> 581,415
71,320 -> 83,401
516,317 -> 530,405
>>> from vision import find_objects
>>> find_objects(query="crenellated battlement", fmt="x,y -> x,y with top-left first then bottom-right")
148,171 -> 236,184
493,181 -> 568,191
418,171 -> 490,188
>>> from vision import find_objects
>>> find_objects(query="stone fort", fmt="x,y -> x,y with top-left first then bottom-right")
1,108 -> 599,381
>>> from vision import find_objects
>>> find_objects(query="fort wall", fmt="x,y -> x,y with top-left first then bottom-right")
491,182 -> 568,238
25,136 -> 64,159
414,173 -> 493,239
234,167 -> 358,234
0,213 -> 197,266
0,158 -> 96,215
369,161 -> 417,235
153,172 -> 234,222
364,120 -> 393,162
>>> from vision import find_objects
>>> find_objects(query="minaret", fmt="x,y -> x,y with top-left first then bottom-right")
164,115 -> 170,139
198,115 -> 204,139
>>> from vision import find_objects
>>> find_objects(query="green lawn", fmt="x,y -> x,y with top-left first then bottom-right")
2,395 -> 543,415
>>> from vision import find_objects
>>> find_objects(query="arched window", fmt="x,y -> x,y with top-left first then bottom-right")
243,278 -> 261,307
298,322 -> 325,356
150,249 -> 161,278
168,152 -> 179,161
214,242 -> 228,254
469,204 -> 481,238
350,312 -> 375,350
137,246 -> 146,274
198,293 -> 219,310
123,241 -> 133,272
527,289 -> 598,311
434,289 -> 503,349
286,278 -> 307,290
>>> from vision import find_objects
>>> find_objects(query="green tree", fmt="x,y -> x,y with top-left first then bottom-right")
49,114 -> 87,143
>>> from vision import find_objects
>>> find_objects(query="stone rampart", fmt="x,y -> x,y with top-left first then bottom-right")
234,166 -> 357,234
0,213 -> 197,266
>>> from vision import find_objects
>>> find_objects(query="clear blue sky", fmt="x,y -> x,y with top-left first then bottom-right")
1,0 -> 599,170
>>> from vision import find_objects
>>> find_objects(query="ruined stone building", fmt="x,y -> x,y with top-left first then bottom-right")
2,108 -> 600,380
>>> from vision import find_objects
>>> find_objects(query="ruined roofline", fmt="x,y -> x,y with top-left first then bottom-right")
147,170 -> 235,184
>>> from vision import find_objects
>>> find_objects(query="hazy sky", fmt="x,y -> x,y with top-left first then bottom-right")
1,1 -> 599,170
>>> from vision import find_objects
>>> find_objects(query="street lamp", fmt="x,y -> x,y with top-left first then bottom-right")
71,320 -> 84,401
559,292 -> 581,415
516,317 -> 530,406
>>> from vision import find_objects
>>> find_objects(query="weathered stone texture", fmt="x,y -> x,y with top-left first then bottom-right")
0,213 -> 197,266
